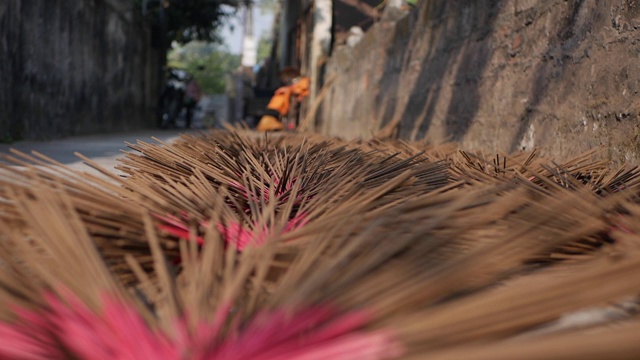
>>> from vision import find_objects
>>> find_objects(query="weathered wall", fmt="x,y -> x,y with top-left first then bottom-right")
0,0 -> 162,141
321,0 -> 640,165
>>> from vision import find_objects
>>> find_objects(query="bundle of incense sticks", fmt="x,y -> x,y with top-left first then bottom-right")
0,128 -> 639,359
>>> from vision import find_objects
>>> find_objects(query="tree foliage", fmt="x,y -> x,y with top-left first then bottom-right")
135,0 -> 248,44
257,0 -> 278,14
135,0 -> 279,45
165,0 -> 244,43
256,32 -> 272,64
168,42 -> 241,94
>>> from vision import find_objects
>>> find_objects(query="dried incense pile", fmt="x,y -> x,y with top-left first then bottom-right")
1,129 -> 640,359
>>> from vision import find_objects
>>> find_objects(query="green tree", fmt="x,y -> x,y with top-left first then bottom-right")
135,0 -> 279,47
135,0 -> 247,44
168,41 -> 241,94
256,32 -> 273,64
257,0 -> 278,14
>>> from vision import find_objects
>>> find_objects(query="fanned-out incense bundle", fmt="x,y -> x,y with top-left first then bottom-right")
1,129 -> 640,359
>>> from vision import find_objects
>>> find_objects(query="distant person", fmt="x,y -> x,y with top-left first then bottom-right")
184,77 -> 202,128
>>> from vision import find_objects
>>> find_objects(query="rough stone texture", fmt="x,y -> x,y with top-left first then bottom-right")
320,0 -> 640,166
0,0 -> 162,141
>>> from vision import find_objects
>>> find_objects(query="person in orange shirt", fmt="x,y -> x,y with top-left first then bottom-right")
257,68 -> 310,132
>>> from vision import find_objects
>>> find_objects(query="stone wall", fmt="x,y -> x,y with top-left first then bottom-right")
0,0 -> 162,141
320,0 -> 640,165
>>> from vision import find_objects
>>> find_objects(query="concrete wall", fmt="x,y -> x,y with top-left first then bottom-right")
320,0 -> 640,166
0,0 -> 162,141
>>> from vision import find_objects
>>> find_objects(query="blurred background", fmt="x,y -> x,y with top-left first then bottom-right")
4,1 -> 638,166
0,0 -> 388,141
0,0 -> 277,140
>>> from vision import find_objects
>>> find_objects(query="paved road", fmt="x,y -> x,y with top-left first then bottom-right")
0,129 -> 196,177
